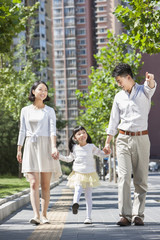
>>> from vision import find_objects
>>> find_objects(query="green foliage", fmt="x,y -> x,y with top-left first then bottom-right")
0,37 -> 67,175
0,38 -> 43,121
114,0 -> 160,54
76,31 -> 143,146
0,6 -> 67,175
0,175 -> 29,198
0,0 -> 39,53
0,110 -> 19,175
61,163 -> 72,175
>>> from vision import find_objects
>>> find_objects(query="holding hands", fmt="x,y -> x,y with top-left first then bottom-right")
51,147 -> 59,160
103,144 -> 112,155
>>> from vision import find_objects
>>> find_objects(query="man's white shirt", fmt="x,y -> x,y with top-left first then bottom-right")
107,80 -> 157,136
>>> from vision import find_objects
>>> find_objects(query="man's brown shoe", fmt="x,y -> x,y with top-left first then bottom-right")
133,217 -> 144,226
117,217 -> 131,226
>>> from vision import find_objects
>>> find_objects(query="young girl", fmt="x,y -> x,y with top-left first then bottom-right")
58,126 -> 109,224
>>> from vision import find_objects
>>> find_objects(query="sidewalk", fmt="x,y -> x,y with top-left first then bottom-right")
0,173 -> 160,240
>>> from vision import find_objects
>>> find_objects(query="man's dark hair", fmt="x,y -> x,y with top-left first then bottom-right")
112,63 -> 133,78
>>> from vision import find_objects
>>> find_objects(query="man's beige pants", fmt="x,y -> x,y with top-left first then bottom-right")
116,133 -> 150,222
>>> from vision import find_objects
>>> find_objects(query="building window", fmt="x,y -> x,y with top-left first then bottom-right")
80,39 -> 86,45
55,70 -> 64,78
56,99 -> 66,106
80,59 -> 86,65
65,28 -> 76,37
55,60 -> 64,68
65,39 -> 76,48
67,79 -> 77,87
79,49 -> 86,55
64,0 -> 74,6
54,19 -> 63,27
77,17 -> 85,24
77,29 -> 86,35
80,69 -> 87,75
65,18 -> 75,27
54,29 -> 63,38
69,109 -> 78,117
55,80 -> 65,87
79,79 -> 87,85
56,90 -> 65,96
100,38 -> 106,43
77,0 -> 85,3
67,69 -> 77,77
54,40 -> 63,48
53,0 -> 62,6
53,8 -> 62,17
66,49 -> 76,57
68,89 -> 76,97
98,7 -> 104,11
99,17 -> 104,21
77,7 -> 85,13
64,8 -> 75,16
55,50 -> 64,58
68,99 -> 77,107
66,59 -> 76,67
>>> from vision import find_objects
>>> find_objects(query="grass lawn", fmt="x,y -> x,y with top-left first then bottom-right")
0,175 -> 30,198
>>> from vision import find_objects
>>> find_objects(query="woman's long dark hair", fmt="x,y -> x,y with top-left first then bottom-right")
69,126 -> 92,152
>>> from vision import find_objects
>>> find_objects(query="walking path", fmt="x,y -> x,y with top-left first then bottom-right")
0,173 -> 160,240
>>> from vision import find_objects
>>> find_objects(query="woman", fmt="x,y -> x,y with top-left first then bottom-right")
17,81 -> 62,225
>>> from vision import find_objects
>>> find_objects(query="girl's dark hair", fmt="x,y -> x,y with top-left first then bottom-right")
112,63 -> 133,78
69,126 -> 92,152
29,80 -> 50,102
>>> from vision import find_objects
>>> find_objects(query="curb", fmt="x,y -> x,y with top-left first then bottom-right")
0,176 -> 67,222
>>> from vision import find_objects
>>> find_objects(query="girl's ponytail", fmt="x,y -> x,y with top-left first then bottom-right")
69,134 -> 77,152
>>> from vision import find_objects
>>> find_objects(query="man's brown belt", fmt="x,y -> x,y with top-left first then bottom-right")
119,130 -> 148,136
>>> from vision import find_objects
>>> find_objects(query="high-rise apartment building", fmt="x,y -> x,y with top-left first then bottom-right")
50,0 -> 120,154
22,0 -> 122,155
95,0 -> 121,50
24,0 -> 55,82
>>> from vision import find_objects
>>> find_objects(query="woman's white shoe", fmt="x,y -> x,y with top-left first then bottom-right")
42,217 -> 50,224
84,218 -> 92,224
29,217 -> 40,225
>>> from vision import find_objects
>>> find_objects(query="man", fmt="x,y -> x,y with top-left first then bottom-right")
103,63 -> 156,226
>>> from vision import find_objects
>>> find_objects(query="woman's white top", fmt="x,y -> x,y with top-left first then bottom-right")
17,104 -> 56,146
59,143 -> 107,174
17,104 -> 62,180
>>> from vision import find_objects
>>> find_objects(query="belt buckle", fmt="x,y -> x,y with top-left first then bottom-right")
136,131 -> 141,136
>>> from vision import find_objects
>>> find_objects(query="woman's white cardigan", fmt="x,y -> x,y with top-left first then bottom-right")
17,104 -> 56,146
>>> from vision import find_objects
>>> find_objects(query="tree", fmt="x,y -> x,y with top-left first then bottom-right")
76,31 -> 142,146
0,37 -> 44,120
114,0 -> 160,54
0,0 -> 39,53
0,13 -> 67,175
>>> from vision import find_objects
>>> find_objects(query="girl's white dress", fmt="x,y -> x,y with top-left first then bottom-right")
59,143 -> 107,188
17,104 -> 62,181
